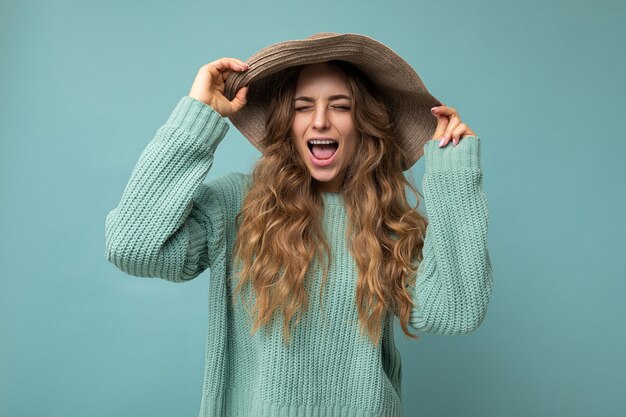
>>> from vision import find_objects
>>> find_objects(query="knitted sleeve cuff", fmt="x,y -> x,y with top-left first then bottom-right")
165,96 -> 230,146
423,136 -> 482,173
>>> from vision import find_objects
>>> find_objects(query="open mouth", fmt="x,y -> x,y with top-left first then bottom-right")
307,139 -> 339,160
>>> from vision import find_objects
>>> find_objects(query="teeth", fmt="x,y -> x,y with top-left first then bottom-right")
308,139 -> 337,145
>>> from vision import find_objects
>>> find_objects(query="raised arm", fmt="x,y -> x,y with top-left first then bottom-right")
104,97 -> 230,282
104,57 -> 251,282
409,135 -> 494,334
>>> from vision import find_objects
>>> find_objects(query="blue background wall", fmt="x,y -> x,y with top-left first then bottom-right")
1,0 -> 624,416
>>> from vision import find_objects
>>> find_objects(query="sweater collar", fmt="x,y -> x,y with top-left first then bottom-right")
320,191 -> 344,207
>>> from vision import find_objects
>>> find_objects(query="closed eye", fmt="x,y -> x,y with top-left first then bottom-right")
294,106 -> 351,111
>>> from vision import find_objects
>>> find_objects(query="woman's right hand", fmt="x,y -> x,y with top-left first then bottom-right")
188,57 -> 250,118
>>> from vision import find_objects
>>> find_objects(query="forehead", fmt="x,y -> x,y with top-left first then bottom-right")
295,62 -> 350,93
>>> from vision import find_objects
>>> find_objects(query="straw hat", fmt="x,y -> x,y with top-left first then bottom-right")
223,32 -> 442,170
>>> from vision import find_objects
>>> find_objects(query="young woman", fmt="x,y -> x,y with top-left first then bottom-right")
105,33 -> 493,417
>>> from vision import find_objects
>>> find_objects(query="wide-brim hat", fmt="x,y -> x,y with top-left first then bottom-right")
223,32 -> 443,171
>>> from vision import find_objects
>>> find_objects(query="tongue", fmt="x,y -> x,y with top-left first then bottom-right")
311,144 -> 337,160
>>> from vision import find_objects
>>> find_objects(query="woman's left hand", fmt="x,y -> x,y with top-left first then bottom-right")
430,104 -> 477,147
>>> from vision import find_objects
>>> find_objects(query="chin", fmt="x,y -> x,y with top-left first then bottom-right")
310,169 -> 339,184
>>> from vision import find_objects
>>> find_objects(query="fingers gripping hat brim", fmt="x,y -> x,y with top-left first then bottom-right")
223,32 -> 442,171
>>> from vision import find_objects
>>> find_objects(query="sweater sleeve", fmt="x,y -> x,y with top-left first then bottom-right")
104,96 -> 230,282
409,136 -> 494,335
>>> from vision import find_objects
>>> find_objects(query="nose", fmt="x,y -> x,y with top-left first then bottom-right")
312,107 -> 330,130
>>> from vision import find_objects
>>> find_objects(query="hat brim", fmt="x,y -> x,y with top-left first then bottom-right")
224,32 -> 442,170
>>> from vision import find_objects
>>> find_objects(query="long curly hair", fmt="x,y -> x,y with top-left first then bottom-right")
231,60 -> 428,346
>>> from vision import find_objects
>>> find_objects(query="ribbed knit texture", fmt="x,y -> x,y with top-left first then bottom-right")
105,96 -> 493,417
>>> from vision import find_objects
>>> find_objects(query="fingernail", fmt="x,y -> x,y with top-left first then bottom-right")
431,107 -> 438,113
438,137 -> 446,147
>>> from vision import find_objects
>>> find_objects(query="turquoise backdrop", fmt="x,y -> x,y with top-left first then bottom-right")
1,0 -> 624,416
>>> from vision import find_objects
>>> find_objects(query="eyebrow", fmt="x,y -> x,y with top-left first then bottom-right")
294,94 -> 352,102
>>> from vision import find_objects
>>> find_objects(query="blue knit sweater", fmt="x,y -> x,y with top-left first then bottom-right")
105,96 -> 493,417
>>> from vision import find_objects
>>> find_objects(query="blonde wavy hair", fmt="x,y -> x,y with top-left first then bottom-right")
231,60 -> 428,346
